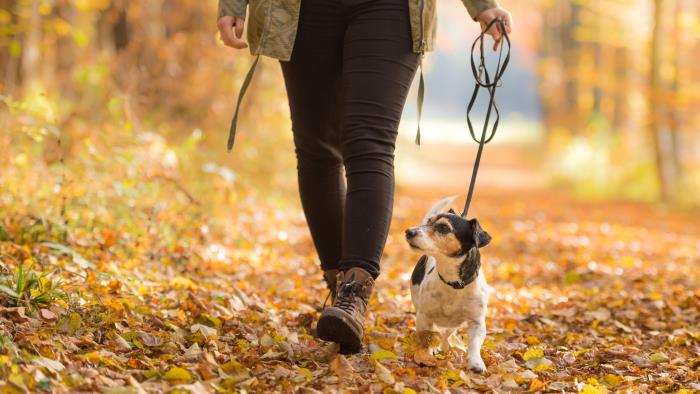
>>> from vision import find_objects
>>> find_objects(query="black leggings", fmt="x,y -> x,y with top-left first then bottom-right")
280,0 -> 419,279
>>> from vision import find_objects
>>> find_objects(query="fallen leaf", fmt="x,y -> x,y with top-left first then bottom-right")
39,309 -> 57,320
32,356 -> 64,372
585,308 -> 611,321
649,352 -> 669,364
374,361 -> 395,384
528,378 -> 545,392
370,348 -> 397,360
501,377 -> 520,390
190,323 -> 217,340
522,346 -> 544,361
413,348 -> 437,366
329,354 -> 354,376
183,343 -> 202,360
136,331 -> 162,347
163,367 -> 192,383
526,357 -> 553,372
581,383 -> 609,394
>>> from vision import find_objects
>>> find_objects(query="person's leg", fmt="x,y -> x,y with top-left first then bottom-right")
316,0 -> 419,353
337,0 -> 420,278
279,0 -> 346,275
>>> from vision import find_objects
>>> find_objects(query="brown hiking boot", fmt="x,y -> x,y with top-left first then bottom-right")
316,267 -> 374,354
323,269 -> 340,301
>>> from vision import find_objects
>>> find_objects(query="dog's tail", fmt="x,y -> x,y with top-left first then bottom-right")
422,195 -> 458,224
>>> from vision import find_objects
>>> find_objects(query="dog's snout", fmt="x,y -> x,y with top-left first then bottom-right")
405,228 -> 418,238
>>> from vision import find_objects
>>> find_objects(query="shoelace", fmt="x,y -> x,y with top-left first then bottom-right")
334,280 -> 364,313
322,290 -> 333,309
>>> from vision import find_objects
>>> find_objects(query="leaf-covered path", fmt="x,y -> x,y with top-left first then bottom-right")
1,184 -> 698,393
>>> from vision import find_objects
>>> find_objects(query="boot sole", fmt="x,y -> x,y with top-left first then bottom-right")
316,307 -> 363,354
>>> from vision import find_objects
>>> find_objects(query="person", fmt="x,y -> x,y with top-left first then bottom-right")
217,0 -> 512,354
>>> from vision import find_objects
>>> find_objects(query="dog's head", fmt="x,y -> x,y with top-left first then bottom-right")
405,208 -> 491,257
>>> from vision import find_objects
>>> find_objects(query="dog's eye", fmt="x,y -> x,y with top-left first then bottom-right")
434,223 -> 450,234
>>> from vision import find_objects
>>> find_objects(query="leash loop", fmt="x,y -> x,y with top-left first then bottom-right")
462,18 -> 511,218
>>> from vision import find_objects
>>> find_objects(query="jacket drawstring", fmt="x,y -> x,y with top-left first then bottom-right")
228,54 -> 261,152
415,54 -> 425,146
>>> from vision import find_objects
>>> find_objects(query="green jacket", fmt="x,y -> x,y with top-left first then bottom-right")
218,0 -> 498,61
219,0 -> 498,150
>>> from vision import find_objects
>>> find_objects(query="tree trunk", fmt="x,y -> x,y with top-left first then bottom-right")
21,0 -> 41,90
668,0 -> 683,183
648,0 -> 673,202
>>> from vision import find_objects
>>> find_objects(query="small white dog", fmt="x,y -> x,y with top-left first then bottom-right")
405,197 -> 492,373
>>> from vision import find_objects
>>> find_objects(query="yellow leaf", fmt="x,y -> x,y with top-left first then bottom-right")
528,379 -> 545,392
581,383 -> 609,394
532,359 -> 553,372
526,336 -> 540,345
370,349 -> 397,360
522,346 -> 544,361
483,338 -> 496,350
649,352 -> 669,364
68,313 -> 82,333
220,361 -> 248,375
297,367 -> 312,380
163,367 -> 192,383
79,352 -> 123,370
219,361 -> 250,383
439,369 -> 470,388
602,374 -> 624,387
649,292 -> 663,301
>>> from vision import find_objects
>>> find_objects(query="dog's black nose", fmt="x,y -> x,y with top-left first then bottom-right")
405,228 -> 417,238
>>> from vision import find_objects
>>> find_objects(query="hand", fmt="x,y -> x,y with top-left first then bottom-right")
476,7 -> 512,51
217,16 -> 248,49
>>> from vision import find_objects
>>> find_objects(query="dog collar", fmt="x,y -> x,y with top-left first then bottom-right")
437,272 -> 467,289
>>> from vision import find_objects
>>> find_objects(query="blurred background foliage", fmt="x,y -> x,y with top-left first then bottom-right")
2,3 -> 699,391
1,0 -> 700,223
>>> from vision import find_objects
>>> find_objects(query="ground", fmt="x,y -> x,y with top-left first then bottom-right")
0,178 -> 698,393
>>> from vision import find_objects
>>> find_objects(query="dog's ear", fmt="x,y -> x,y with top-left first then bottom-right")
447,208 -> 456,215
423,195 -> 458,224
470,219 -> 492,248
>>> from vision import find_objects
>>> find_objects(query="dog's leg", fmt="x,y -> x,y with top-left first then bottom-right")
417,330 -> 441,348
414,322 -> 441,366
466,318 -> 487,373
414,331 -> 440,366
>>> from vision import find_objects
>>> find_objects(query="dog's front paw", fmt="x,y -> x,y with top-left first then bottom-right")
468,357 -> 486,373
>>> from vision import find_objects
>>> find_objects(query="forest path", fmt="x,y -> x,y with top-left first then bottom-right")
227,159 -> 700,391
1,146 -> 698,393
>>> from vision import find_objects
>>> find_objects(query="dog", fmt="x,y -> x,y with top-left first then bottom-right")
405,196 -> 492,373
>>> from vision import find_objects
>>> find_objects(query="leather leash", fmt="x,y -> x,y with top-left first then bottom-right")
461,17 -> 510,217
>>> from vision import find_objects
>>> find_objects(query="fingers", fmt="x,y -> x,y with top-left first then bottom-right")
217,16 -> 248,49
234,16 -> 244,39
218,16 -> 236,47
229,17 -> 247,49
489,13 -> 511,51
503,12 -> 513,34
487,22 -> 502,51
492,24 -> 502,51
476,8 -> 512,51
